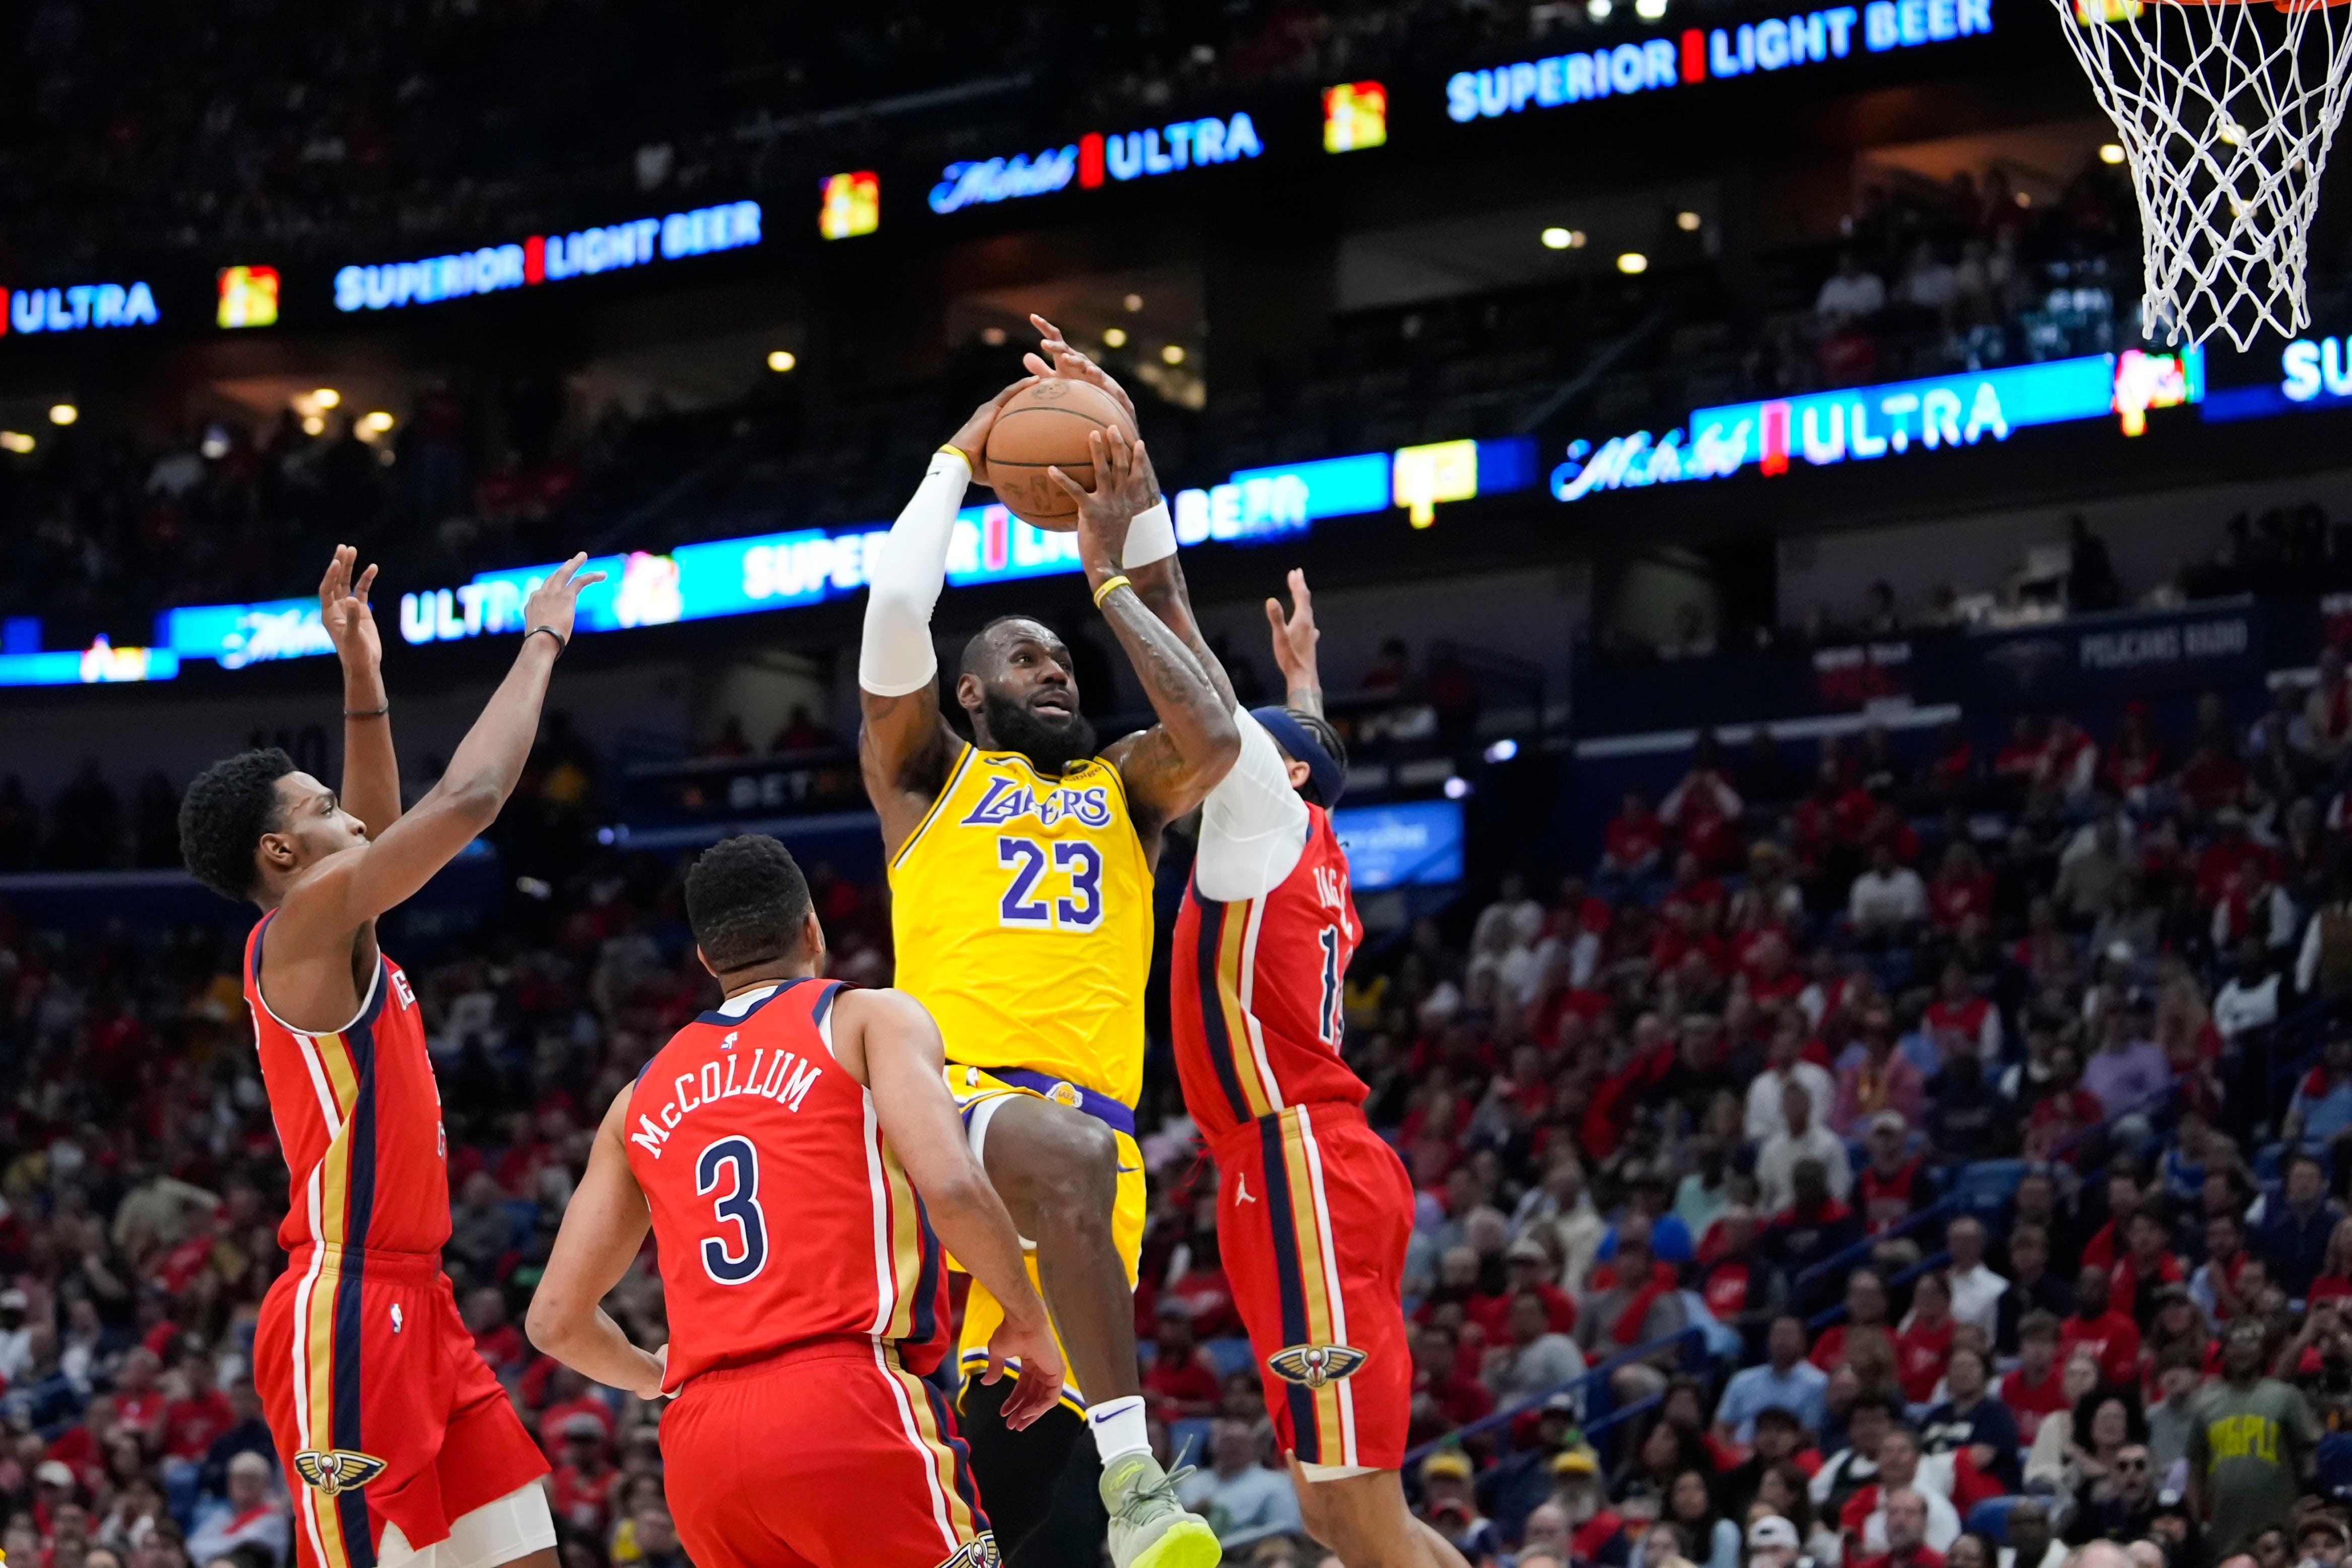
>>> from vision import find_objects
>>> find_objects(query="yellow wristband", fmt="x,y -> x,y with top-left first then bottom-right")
1091,573 -> 1132,609
937,442 -> 971,467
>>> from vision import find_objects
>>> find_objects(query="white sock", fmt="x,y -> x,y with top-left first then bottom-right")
1087,1395 -> 1152,1465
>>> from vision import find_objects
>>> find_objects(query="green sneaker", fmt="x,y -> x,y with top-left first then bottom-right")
1099,1452 -> 1223,1568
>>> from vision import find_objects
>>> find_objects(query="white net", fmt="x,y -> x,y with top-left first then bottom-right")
2048,0 -> 2352,348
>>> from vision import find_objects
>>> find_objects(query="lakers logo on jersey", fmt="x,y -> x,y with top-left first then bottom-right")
891,745 -> 1153,1109
1269,1343 -> 1367,1389
293,1449 -> 388,1496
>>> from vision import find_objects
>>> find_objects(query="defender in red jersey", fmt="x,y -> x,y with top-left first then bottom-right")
180,548 -> 605,1568
528,835 -> 1063,1568
1138,568 -> 1470,1568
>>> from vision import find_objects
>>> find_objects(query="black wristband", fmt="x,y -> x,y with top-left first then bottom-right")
343,703 -> 389,719
524,626 -> 567,655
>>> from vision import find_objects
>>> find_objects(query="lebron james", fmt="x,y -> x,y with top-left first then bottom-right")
858,326 -> 1236,1568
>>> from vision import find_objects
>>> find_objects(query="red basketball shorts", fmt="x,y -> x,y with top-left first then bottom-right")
661,1339 -> 992,1568
255,1247 -> 549,1568
1211,1101 -> 1415,1474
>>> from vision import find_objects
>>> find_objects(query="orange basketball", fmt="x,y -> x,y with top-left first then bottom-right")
983,379 -> 1138,531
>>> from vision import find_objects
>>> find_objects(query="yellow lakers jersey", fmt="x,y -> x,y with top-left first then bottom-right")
889,743 -> 1153,1107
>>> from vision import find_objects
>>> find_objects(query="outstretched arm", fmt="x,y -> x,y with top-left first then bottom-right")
858,382 -> 1033,849
845,989 -> 1066,1428
319,547 -> 401,839
280,557 -> 601,935
526,1088 -> 666,1399
1053,430 -> 1240,838
1262,569 -> 1325,717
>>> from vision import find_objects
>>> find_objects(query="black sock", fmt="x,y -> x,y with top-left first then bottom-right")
958,1376 -> 1107,1565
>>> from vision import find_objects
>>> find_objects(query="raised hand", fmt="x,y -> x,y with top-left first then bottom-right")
318,544 -> 383,668
1024,313 -> 1138,427
1264,569 -> 1319,685
946,377 -> 1038,491
1047,427 -> 1156,577
523,554 -> 609,647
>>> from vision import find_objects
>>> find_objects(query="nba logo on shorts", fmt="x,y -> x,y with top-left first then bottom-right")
1269,1343 -> 1368,1389
293,1450 -> 388,1496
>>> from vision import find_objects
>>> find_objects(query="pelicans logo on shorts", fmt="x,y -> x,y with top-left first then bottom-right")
292,1450 -> 388,1496
1268,1343 -> 1367,1390
939,1535 -> 999,1567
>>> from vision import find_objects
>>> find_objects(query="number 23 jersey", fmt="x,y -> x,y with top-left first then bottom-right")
889,743 -> 1153,1109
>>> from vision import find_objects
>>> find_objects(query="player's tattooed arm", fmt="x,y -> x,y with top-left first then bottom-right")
526,1087 -> 667,1402
1050,429 -> 1241,837
318,545 -> 403,839
1129,551 -> 1238,714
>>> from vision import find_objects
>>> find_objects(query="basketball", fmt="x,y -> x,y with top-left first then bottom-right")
984,379 -> 1138,531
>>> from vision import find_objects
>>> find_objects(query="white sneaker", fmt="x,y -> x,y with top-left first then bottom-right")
1099,1452 -> 1223,1568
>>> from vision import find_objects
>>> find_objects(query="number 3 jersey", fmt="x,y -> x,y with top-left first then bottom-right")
889,743 -> 1154,1109
1171,801 -> 1368,1140
622,978 -> 948,1389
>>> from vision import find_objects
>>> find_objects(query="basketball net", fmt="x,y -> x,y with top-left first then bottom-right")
2050,0 -> 2352,348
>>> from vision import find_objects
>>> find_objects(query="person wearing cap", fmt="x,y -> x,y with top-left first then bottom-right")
1748,1514 -> 1803,1568
1856,1113 -> 1938,1238
1149,569 -> 1475,1568
1483,1393 -> 1583,1543
1548,1448 -> 1631,1567
1717,1318 -> 1829,1446
1415,1451 -> 1500,1562
1501,1236 -> 1578,1337
187,1450 -> 290,1567
2294,1512 -> 2348,1568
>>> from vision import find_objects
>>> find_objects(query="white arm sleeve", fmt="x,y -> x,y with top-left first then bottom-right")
857,449 -> 969,697
1193,707 -> 1313,902
1122,498 -> 1176,569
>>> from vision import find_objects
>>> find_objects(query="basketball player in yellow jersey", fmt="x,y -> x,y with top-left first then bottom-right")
860,361 -> 1237,1568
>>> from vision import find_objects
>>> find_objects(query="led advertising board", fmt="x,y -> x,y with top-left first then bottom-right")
1552,349 -> 2200,502
1333,800 -> 1465,889
1,282 -> 159,336
332,200 -> 763,313
927,113 -> 1265,215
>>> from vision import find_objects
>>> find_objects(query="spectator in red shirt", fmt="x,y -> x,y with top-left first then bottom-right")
2024,1046 -> 2107,1164
2060,1265 -> 2143,1389
106,1348 -> 167,1442
1999,1312 -> 2073,1445
1500,1238 -> 1577,1336
1140,1299 -> 1223,1422
1894,1271 -> 1957,1405
1600,788 -> 1667,891
1410,1322 -> 1495,1444
1928,844 -> 1994,933
157,1360 -> 234,1462
464,1286 -> 527,1376
546,1413 -> 620,1536
1812,1269 -> 1895,1373
535,1363 -> 615,1460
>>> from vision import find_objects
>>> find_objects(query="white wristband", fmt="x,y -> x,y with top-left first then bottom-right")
1122,499 -> 1177,569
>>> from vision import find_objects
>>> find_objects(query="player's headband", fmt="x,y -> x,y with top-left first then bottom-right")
1251,706 -> 1345,807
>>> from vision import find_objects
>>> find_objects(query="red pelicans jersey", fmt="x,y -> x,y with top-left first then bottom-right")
1172,804 -> 1366,1137
624,979 -> 947,1389
244,912 -> 448,1257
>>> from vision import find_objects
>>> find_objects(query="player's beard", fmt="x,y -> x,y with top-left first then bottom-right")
980,689 -> 1097,776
